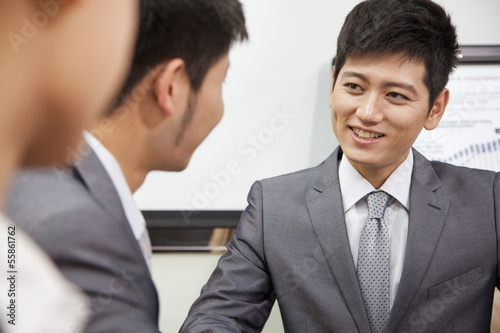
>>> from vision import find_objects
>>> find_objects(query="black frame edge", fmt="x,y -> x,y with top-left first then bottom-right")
459,45 -> 500,64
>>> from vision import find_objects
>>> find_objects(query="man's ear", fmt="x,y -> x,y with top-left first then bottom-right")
424,88 -> 449,130
329,66 -> 336,109
156,59 -> 188,117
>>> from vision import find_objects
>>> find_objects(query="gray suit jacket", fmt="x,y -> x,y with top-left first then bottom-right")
181,147 -> 500,333
6,146 -> 160,333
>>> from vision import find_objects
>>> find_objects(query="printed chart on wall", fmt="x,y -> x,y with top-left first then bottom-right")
414,64 -> 500,172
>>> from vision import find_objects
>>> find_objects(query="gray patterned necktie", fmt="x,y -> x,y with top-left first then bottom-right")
357,191 -> 391,333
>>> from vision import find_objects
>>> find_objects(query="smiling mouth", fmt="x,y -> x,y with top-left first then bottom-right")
351,127 -> 384,139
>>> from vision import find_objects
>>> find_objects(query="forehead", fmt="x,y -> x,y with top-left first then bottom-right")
340,54 -> 427,87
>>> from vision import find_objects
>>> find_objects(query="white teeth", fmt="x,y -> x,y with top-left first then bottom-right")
353,128 -> 383,139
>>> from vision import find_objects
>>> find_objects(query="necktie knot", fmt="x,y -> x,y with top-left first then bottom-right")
367,191 -> 390,219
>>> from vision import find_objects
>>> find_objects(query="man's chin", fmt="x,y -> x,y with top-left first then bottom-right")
342,150 -> 381,167
168,156 -> 192,172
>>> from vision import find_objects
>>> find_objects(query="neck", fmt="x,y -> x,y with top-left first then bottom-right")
116,154 -> 148,194
347,151 -> 410,189
360,170 -> 392,190
89,116 -> 149,194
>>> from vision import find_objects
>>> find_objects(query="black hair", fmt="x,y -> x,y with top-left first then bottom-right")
334,0 -> 459,109
113,0 -> 248,110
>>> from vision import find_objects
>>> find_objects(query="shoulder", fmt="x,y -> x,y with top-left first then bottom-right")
260,164 -> 322,193
412,148 -> 497,191
5,167 -> 114,239
252,154 -> 336,205
430,160 -> 497,188
8,167 -> 97,211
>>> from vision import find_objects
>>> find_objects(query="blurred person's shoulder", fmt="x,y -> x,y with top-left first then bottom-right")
6,166 -> 95,219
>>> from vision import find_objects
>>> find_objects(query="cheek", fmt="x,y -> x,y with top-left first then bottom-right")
215,95 -> 224,123
385,112 -> 427,149
331,95 -> 354,129
386,108 -> 427,133
332,92 -> 356,117
203,87 -> 224,125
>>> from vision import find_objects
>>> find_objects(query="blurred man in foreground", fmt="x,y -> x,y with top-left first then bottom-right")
0,0 -> 138,332
7,0 -> 247,331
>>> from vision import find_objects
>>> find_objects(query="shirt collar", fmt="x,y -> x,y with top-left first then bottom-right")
83,131 -> 145,237
83,131 -> 126,192
338,150 -> 413,213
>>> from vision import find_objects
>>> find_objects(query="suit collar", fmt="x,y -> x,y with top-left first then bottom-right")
74,142 -> 158,303
410,148 -> 442,192
311,147 -> 342,193
385,148 -> 449,332
75,142 -> 128,223
307,147 -> 372,333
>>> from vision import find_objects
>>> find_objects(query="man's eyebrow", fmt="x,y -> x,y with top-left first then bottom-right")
342,71 -> 419,96
382,82 -> 419,96
342,71 -> 368,82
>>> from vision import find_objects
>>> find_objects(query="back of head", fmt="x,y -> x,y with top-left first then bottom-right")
335,0 -> 460,108
113,0 -> 248,110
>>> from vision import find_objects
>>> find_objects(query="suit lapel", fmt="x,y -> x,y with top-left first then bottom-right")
75,143 -> 128,222
306,148 -> 372,333
385,149 -> 450,332
74,142 -> 155,279
74,141 -> 159,321
76,142 -> 149,262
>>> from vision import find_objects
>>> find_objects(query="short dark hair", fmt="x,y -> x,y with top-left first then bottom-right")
334,0 -> 459,109
113,0 -> 248,109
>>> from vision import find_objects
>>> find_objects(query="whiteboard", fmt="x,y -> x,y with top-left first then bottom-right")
414,64 -> 500,171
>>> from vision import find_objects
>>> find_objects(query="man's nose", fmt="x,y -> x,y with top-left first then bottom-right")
356,93 -> 384,124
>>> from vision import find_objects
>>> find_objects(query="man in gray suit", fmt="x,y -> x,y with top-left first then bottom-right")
181,0 -> 500,332
6,0 -> 247,332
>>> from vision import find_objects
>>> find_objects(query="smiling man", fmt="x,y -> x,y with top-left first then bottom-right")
331,54 -> 447,189
181,0 -> 500,332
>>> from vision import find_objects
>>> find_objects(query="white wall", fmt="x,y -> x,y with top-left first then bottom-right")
147,1 -> 500,332
437,0 -> 500,45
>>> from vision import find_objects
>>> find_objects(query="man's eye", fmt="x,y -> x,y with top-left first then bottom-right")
345,83 -> 361,90
387,92 -> 408,100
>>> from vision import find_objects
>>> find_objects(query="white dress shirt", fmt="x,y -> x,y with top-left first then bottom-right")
338,151 -> 413,309
84,132 -> 152,271
0,214 -> 89,332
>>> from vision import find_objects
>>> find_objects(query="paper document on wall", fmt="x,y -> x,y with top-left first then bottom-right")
414,64 -> 500,171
